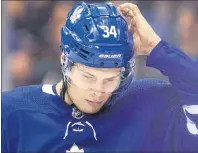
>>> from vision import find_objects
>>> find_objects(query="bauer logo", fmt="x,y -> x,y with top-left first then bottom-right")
99,54 -> 122,58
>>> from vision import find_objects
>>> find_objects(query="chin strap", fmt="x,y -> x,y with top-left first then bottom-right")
60,70 -> 67,101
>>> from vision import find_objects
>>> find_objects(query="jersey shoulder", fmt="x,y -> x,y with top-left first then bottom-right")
2,84 -> 58,118
113,78 -> 180,107
132,78 -> 180,105
130,78 -> 176,95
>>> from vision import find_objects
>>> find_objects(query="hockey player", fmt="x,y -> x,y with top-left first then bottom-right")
2,1 -> 198,153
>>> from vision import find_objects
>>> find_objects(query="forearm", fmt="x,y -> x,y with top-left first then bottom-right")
146,40 -> 198,104
146,40 -> 198,79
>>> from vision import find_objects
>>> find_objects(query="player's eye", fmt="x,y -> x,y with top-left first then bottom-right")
106,78 -> 115,82
104,78 -> 117,84
83,74 -> 94,79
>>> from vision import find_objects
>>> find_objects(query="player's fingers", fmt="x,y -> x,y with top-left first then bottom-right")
128,24 -> 136,34
119,7 -> 136,24
119,7 -> 136,33
128,24 -> 133,33
119,3 -> 142,16
132,15 -> 143,25
125,9 -> 135,19
118,8 -> 130,24
117,6 -> 122,16
118,7 -> 130,17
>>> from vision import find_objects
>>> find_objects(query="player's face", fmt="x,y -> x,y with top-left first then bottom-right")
67,63 -> 121,114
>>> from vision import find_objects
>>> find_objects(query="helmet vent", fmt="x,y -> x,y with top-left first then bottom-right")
85,25 -> 89,31
80,48 -> 90,55
78,53 -> 87,60
73,42 -> 78,48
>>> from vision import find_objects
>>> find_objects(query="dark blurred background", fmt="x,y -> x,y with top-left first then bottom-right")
2,1 -> 198,91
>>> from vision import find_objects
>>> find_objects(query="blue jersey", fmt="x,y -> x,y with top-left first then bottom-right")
2,40 -> 198,153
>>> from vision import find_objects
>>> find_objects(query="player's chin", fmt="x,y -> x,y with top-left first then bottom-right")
81,103 -> 105,114
87,107 -> 103,114
86,107 -> 103,114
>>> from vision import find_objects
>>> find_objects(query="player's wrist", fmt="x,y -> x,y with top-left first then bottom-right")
145,36 -> 161,56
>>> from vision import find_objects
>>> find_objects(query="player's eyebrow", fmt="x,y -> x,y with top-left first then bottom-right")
81,69 -> 119,79
78,65 -> 120,79
79,69 -> 96,77
105,75 -> 119,80
83,71 -> 96,77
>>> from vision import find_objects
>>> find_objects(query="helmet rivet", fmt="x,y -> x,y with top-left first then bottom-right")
115,62 -> 118,66
100,62 -> 104,66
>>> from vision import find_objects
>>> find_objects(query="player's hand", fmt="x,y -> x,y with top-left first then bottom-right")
118,3 -> 161,56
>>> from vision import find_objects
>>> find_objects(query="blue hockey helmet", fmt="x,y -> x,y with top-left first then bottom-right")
60,1 -> 134,95
61,1 -> 134,68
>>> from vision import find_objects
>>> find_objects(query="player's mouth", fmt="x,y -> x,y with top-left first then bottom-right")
86,99 -> 103,105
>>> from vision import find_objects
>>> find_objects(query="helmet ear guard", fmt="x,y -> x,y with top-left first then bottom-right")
121,58 -> 135,80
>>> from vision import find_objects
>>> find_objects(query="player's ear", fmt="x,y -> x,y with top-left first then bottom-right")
60,52 -> 64,65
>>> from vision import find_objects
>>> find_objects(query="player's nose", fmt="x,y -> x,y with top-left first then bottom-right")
89,81 -> 106,93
